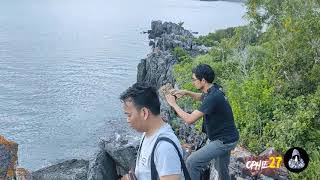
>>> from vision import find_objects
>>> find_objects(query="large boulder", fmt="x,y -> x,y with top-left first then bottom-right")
87,135 -> 140,180
100,136 -> 140,175
31,159 -> 89,180
228,145 -> 254,179
87,150 -> 118,180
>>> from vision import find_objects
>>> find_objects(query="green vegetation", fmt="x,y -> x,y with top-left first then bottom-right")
172,47 -> 192,63
194,27 -> 237,47
173,0 -> 320,178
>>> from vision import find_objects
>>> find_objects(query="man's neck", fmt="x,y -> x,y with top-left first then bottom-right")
145,116 -> 165,137
202,83 -> 213,93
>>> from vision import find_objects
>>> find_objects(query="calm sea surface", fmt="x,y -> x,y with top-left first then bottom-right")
0,0 -> 246,170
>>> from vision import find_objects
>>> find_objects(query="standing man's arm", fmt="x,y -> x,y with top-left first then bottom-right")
165,94 -> 204,125
170,89 -> 202,101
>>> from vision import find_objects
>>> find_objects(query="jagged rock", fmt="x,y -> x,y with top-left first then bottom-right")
31,159 -> 89,180
0,144 -> 11,178
96,135 -> 140,177
137,51 -> 177,89
259,147 -> 277,157
229,146 -> 253,179
154,33 -> 193,51
147,21 -> 210,55
192,45 -> 211,54
87,150 -> 118,180
0,135 -> 18,179
148,21 -> 193,40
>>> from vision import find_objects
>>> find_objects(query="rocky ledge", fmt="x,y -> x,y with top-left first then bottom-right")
32,159 -> 89,180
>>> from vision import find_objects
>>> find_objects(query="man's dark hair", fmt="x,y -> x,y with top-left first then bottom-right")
120,83 -> 160,115
192,64 -> 215,83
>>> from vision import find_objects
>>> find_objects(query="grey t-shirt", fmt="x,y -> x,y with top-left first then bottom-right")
135,123 -> 184,180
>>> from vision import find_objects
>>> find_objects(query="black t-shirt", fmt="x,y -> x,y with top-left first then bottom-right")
198,84 -> 239,143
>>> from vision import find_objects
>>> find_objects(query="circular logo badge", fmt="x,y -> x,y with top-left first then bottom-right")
284,147 -> 309,173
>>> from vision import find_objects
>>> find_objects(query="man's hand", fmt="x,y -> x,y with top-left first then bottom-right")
170,89 -> 187,98
165,94 -> 177,107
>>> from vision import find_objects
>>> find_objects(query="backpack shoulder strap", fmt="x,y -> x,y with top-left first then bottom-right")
150,137 -> 191,180
137,135 -> 145,162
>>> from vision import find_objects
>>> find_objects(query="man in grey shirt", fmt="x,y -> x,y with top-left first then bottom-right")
120,83 -> 185,180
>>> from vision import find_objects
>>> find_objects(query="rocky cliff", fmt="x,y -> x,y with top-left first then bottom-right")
137,21 -> 209,89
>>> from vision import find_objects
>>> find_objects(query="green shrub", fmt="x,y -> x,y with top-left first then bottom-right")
172,0 -> 320,178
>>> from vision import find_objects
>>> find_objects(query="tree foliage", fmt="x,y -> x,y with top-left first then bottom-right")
173,0 -> 320,178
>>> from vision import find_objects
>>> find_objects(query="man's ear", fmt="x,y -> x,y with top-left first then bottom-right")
141,107 -> 149,121
201,78 -> 206,84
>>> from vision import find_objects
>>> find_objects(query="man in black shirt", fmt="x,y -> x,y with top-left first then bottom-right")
165,64 -> 239,180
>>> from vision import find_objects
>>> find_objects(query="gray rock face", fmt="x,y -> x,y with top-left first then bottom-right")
0,145 -> 11,178
148,21 -> 193,40
158,83 -> 177,122
228,146 -> 253,179
31,159 -> 89,180
137,51 -> 177,89
100,136 -> 140,175
87,150 -> 118,180
153,33 -> 193,51
87,135 -> 140,180
147,21 -> 210,54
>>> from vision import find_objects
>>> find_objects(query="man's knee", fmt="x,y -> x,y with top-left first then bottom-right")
186,154 -> 197,168
186,153 -> 203,170
186,156 -> 193,167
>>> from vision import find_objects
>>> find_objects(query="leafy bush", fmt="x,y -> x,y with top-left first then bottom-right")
171,47 -> 191,63
173,0 -> 320,178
